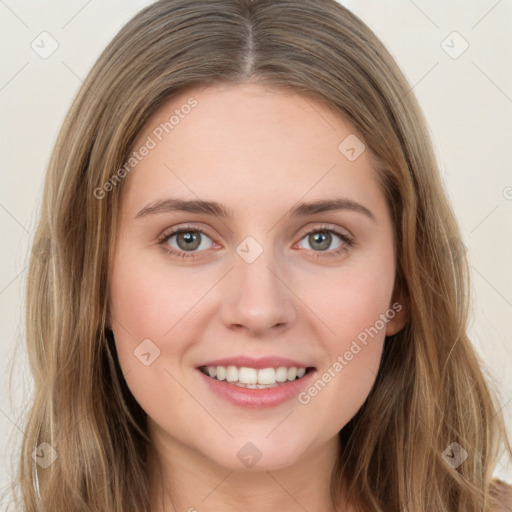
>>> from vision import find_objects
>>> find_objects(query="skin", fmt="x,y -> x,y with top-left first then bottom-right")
108,82 -> 408,511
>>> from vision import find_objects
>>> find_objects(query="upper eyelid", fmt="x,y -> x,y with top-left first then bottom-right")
296,223 -> 352,238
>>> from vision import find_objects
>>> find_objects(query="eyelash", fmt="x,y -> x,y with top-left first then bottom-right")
156,224 -> 354,260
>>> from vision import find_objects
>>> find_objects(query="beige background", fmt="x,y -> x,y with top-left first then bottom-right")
1,0 -> 511,506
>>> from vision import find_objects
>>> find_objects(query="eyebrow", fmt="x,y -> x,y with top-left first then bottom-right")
135,197 -> 376,222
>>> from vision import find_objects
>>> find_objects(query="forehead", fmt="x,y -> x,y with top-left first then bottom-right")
119,83 -> 388,223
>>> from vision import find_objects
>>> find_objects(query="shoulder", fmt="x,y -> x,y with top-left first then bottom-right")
491,479 -> 512,511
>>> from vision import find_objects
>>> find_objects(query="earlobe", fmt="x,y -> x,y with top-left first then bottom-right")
385,315 -> 406,336
385,292 -> 410,337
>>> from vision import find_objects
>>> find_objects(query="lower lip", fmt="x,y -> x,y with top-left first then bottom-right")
197,368 -> 316,408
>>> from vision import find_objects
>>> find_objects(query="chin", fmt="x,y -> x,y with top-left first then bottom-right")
200,436 -> 312,472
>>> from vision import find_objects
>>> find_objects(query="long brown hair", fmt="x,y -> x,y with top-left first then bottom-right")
7,0 -> 511,510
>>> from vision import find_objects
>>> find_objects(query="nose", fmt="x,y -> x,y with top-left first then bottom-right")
219,247 -> 297,337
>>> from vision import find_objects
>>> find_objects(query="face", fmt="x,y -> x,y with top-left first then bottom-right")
108,82 -> 407,473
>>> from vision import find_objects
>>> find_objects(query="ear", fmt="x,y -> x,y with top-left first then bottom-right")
385,288 -> 409,337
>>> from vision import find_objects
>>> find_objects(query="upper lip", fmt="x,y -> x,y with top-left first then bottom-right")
197,356 -> 315,370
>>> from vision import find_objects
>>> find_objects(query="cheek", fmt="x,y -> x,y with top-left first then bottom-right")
303,257 -> 395,348
109,248 -> 213,347
297,277 -> 389,432
108,249 -> 219,404
108,253 -> 198,426
294,250 -> 394,420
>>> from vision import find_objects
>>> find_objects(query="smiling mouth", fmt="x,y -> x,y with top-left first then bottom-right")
198,365 -> 315,389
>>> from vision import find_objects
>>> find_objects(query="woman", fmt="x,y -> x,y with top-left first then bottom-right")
9,0 -> 512,510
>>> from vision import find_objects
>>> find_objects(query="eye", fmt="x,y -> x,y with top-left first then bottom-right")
296,224 -> 354,258
157,225 -> 216,259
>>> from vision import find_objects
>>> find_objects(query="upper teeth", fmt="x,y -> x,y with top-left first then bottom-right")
203,366 -> 307,385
